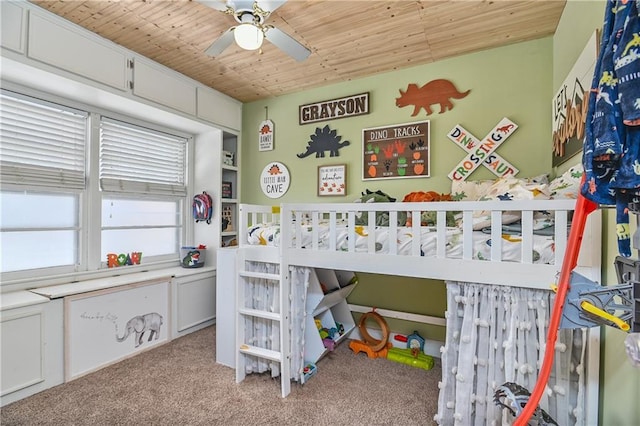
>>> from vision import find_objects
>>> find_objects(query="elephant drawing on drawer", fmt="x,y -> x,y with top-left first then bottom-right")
116,312 -> 163,348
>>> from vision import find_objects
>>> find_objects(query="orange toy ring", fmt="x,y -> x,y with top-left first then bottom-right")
358,310 -> 390,352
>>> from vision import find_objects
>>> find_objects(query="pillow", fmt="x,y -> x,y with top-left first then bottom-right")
469,176 -> 550,230
478,177 -> 551,201
549,164 -> 583,199
450,179 -> 494,201
451,174 -> 549,201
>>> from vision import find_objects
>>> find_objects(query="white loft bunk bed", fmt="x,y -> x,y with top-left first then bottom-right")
229,195 -> 602,425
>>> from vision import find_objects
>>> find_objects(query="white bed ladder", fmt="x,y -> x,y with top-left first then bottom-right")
235,257 -> 291,398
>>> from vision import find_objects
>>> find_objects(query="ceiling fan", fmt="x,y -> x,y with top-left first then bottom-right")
198,0 -> 311,61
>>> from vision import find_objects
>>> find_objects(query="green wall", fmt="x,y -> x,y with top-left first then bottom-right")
242,37 -> 554,343
241,1 -> 639,423
242,37 -> 553,204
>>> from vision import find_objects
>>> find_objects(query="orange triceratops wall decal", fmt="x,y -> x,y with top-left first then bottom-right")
396,79 -> 471,116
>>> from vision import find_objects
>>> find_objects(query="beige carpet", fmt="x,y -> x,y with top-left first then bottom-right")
1,325 -> 441,425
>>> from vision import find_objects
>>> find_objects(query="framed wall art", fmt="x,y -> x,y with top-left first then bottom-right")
318,164 -> 347,196
362,120 -> 430,181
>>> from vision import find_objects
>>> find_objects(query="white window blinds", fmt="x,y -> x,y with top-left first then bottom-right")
99,117 -> 187,196
0,90 -> 88,189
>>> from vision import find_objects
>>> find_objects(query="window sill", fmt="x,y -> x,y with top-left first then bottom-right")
29,265 -> 216,299
1,290 -> 50,312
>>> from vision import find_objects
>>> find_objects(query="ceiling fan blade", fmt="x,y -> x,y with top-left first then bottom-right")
265,27 -> 311,62
205,28 -> 236,57
197,0 -> 229,12
228,1 -> 255,12
257,0 -> 287,13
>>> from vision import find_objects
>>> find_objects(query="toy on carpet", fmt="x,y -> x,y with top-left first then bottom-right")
348,339 -> 392,358
348,308 -> 391,358
315,319 -> 343,351
356,309 -> 390,352
406,330 -> 425,357
385,330 -> 434,370
386,347 -> 434,370
393,334 -> 408,346
302,362 -> 317,382
493,382 -> 558,426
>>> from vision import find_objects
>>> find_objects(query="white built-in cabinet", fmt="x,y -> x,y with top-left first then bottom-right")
1,1 -> 242,132
221,132 -> 240,247
197,87 -> 242,131
215,248 -> 238,367
0,2 -> 27,54
27,12 -> 129,92
172,270 -> 217,338
304,269 -> 357,364
1,269 -> 215,406
0,295 -> 64,407
132,57 -> 197,116
0,2 -> 238,406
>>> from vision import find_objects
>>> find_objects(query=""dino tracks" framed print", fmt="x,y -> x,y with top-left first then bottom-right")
362,121 -> 430,181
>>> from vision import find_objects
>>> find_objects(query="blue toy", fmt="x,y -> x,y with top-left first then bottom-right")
407,330 -> 425,356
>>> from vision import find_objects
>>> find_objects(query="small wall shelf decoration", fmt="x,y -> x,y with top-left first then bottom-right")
446,117 -> 519,182
221,181 -> 232,198
260,161 -> 291,199
221,205 -> 233,231
318,164 -> 347,196
396,79 -> 470,116
298,125 -> 350,158
258,119 -> 274,151
221,131 -> 239,247
362,121 -> 430,181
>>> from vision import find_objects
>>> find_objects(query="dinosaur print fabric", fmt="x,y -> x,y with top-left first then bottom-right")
245,222 -> 558,265
582,0 -> 640,256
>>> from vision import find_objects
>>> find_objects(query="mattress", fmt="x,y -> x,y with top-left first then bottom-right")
246,222 -> 557,264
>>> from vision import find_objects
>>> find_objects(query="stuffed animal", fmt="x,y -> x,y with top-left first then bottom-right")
354,189 -> 406,226
402,191 -> 452,202
402,191 -> 458,227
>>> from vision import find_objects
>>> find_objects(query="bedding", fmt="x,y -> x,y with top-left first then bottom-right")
246,222 -> 558,264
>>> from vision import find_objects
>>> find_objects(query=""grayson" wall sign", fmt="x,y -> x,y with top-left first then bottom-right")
299,92 -> 369,125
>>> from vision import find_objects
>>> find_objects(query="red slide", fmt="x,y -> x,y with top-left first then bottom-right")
515,193 -> 598,425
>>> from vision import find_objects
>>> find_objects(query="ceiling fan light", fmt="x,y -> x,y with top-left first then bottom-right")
234,23 -> 263,50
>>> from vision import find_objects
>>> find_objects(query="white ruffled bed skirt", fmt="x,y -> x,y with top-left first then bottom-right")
241,262 -> 309,382
436,282 -> 586,425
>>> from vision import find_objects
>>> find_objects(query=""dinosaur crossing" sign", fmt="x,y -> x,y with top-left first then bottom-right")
447,117 -> 519,181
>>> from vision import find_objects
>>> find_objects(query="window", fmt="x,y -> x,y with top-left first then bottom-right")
0,90 -> 86,274
99,118 -> 187,264
0,89 -> 191,283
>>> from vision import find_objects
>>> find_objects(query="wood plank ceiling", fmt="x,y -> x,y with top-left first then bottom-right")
29,0 -> 567,103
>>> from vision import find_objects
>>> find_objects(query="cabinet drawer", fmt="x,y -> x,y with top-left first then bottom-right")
197,86 -> 242,130
176,274 -> 215,332
1,311 -> 43,395
27,13 -> 128,91
1,2 -> 27,54
133,57 -> 197,115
